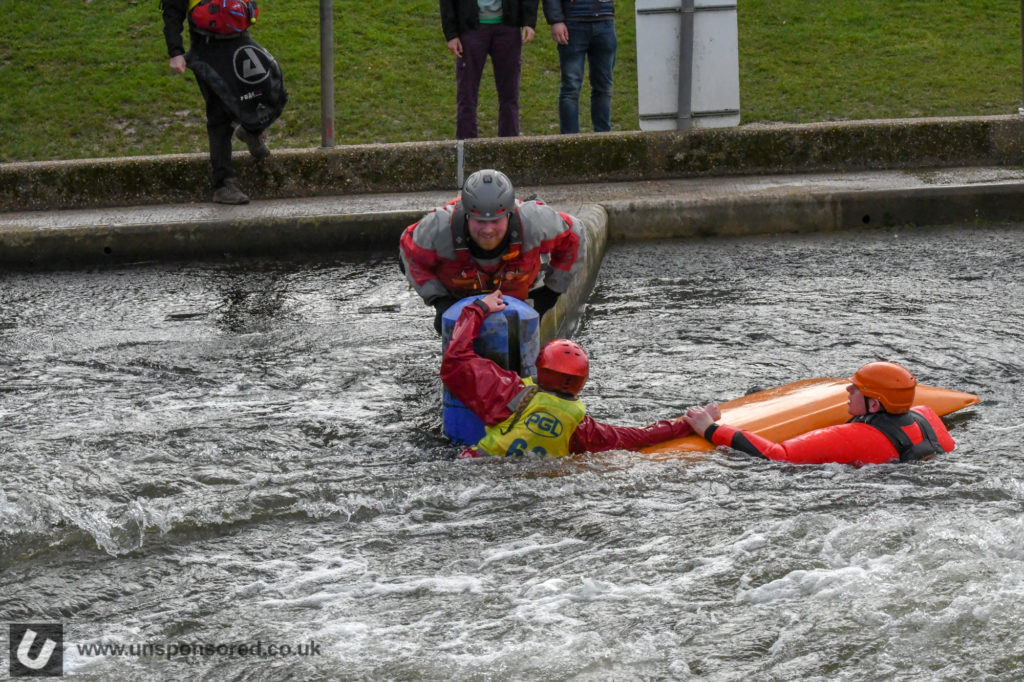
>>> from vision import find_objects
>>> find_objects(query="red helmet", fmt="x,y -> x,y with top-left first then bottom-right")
850,361 -> 917,413
536,339 -> 589,396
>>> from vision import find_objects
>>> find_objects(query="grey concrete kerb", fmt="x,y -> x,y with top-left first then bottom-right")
3,115 -> 1024,212
3,116 -> 1024,268
4,166 -> 1024,268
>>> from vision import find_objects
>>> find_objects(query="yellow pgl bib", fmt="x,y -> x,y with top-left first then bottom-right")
475,379 -> 586,458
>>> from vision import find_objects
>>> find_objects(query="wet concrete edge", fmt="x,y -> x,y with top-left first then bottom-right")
603,183 -> 1024,240
2,116 -> 1024,268
541,204 -> 609,340
3,115 -> 1023,212
3,182 -> 1024,269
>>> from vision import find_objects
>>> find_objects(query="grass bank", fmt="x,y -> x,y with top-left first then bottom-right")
0,1 -> 1020,162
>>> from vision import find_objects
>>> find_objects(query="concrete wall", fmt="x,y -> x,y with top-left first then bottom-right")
602,181 -> 1024,241
541,204 -> 609,341
3,115 -> 1023,212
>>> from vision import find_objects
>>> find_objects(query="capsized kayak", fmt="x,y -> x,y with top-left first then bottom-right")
640,378 -> 980,459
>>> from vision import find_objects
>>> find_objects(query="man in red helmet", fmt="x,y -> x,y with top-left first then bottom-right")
400,168 -> 584,334
681,361 -> 956,465
440,290 -> 716,458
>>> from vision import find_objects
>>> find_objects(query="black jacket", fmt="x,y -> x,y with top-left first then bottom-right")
542,0 -> 614,24
440,0 -> 539,41
161,0 -> 190,57
161,0 -> 247,57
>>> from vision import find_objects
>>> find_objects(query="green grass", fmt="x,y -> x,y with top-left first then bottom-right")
742,1 -> 1021,122
0,0 -> 1020,162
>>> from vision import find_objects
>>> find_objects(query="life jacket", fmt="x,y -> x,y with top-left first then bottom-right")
189,0 -> 258,36
442,199 -> 540,300
852,409 -> 948,462
474,379 -> 587,458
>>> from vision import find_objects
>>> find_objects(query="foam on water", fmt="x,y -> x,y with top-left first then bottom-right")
2,229 -> 1023,679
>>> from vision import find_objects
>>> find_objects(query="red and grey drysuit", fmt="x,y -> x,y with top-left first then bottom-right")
701,406 -> 955,465
440,300 -> 693,457
400,197 -> 583,310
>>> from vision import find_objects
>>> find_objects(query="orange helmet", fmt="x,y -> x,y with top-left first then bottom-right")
850,361 -> 917,413
536,339 -> 589,396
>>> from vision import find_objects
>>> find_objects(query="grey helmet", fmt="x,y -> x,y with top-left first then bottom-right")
461,169 -> 515,221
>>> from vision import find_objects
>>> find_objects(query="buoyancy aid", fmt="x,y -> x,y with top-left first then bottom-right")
444,199 -> 540,300
474,379 -> 587,458
189,0 -> 258,35
852,409 -> 948,462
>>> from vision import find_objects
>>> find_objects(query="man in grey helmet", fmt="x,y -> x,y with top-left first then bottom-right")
400,169 -> 585,334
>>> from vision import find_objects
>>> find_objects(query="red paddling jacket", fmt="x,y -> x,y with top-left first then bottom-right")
702,406 -> 956,465
440,301 -> 693,457
400,198 -> 583,305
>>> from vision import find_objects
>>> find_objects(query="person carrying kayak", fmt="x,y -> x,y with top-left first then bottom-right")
681,361 -> 956,465
441,290 -> 717,458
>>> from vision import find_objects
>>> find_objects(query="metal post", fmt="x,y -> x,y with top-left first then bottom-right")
319,0 -> 335,147
677,0 -> 694,130
457,140 -> 465,190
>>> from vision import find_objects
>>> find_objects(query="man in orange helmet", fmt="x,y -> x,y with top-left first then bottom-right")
440,290 -> 716,458
682,361 -> 956,465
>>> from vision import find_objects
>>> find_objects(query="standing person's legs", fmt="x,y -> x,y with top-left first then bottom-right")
556,22 -> 590,134
587,20 -> 617,133
196,77 -> 236,189
489,24 -> 523,137
456,28 -> 491,139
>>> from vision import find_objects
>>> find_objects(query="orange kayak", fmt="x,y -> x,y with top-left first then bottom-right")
640,378 -> 980,460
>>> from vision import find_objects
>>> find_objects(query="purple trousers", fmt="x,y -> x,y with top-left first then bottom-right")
455,23 -> 522,139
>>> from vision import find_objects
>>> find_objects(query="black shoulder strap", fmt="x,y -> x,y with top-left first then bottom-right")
906,410 -> 947,461
854,411 -> 946,462
507,206 -> 523,247
450,199 -> 469,251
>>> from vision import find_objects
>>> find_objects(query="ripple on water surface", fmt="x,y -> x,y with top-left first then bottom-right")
1,227 -> 1022,679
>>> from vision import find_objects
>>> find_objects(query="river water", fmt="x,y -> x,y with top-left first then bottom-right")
1,224 -> 1021,680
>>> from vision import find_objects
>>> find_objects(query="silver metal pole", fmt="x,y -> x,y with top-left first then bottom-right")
677,0 -> 694,130
320,0 -> 335,147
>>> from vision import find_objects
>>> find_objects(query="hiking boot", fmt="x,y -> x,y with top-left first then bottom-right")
212,178 -> 249,205
236,126 -> 270,160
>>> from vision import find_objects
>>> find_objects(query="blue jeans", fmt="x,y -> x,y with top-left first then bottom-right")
556,19 -> 617,134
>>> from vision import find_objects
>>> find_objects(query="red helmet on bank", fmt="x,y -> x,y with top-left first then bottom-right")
536,339 -> 589,396
850,361 -> 917,413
